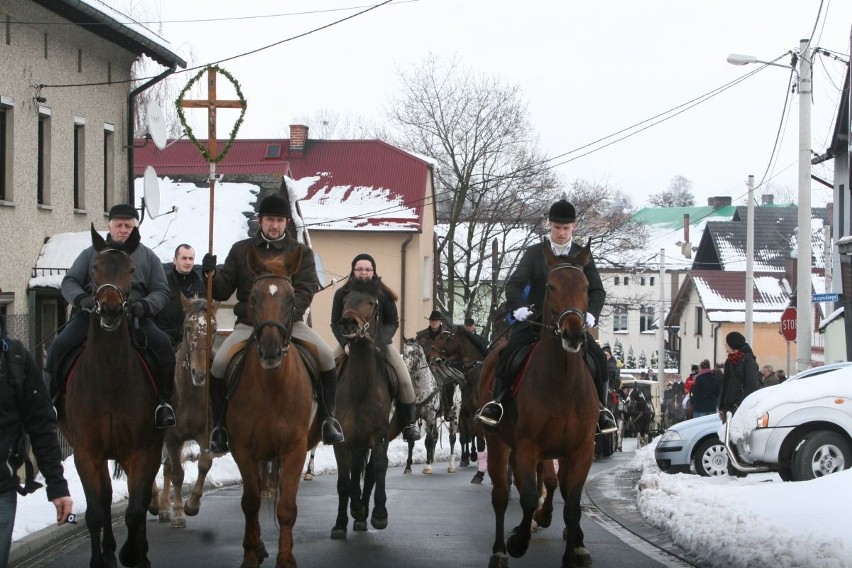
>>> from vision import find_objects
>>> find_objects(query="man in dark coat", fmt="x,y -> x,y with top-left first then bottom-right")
475,199 -> 617,434
1,324 -> 73,565
603,345 -> 620,391
719,331 -> 760,422
690,359 -> 721,418
415,310 -> 445,354
154,244 -> 205,346
464,318 -> 489,353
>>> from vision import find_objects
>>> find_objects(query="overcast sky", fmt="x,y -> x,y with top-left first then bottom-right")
117,0 -> 852,209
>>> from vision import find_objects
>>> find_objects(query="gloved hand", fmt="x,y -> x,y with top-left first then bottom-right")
513,306 -> 534,322
202,253 -> 217,274
77,296 -> 94,311
130,301 -> 146,318
585,312 -> 596,328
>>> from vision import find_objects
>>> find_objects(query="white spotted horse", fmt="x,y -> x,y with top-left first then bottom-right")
402,338 -> 446,474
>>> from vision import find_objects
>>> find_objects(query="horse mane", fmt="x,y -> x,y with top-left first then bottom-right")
343,276 -> 398,303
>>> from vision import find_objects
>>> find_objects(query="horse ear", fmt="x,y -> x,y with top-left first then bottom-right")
281,247 -> 303,276
573,238 -> 592,267
247,245 -> 261,274
91,223 -> 107,251
180,292 -> 192,312
123,227 -> 141,254
541,242 -> 558,266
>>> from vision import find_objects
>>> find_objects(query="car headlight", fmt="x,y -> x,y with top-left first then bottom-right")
756,412 -> 769,428
660,430 -> 682,442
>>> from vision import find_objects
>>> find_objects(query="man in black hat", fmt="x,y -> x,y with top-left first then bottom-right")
475,198 -> 617,434
44,203 -> 177,428
463,317 -> 488,352
415,309 -> 445,353
201,193 -> 344,452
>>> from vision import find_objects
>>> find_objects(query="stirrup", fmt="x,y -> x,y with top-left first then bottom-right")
403,423 -> 421,442
210,426 -> 229,453
597,408 -> 618,435
474,401 -> 503,428
154,403 -> 176,429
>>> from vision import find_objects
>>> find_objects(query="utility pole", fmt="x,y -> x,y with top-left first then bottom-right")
658,249 -> 666,380
746,174 -> 755,344
796,38 -> 813,372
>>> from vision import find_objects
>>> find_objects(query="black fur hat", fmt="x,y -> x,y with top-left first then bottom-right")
258,194 -> 290,217
726,331 -> 746,350
548,199 -> 576,224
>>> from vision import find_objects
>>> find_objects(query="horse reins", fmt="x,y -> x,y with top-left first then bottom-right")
250,273 -> 295,356
527,263 -> 587,338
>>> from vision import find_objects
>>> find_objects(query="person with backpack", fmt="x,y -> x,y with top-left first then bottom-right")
0,321 -> 73,566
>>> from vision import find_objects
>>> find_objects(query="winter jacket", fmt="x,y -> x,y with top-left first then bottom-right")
330,280 -> 399,347
61,236 -> 170,317
0,339 -> 69,500
505,240 -> 605,323
154,263 -> 205,344
690,369 -> 721,413
208,232 -> 317,326
720,345 -> 761,416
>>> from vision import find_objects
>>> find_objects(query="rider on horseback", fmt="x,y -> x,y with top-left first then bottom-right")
475,199 -> 618,434
44,204 -> 177,429
331,254 -> 421,443
202,194 -> 345,453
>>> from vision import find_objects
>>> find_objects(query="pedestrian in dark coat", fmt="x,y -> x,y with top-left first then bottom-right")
719,331 -> 760,422
691,359 -> 721,418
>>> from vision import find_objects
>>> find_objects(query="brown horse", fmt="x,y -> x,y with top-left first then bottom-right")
330,277 -> 394,539
227,246 -> 318,568
59,225 -> 165,568
429,325 -> 489,476
151,295 -> 219,528
479,241 -> 599,568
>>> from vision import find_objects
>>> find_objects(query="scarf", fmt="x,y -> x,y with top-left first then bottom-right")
727,350 -> 746,367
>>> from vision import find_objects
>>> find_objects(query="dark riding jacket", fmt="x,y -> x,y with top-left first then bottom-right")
505,240 -> 605,323
0,340 -> 70,500
330,280 -> 399,348
154,263 -> 205,345
208,232 -> 318,326
720,346 -> 760,416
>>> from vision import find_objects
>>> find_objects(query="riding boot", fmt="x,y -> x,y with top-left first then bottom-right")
154,366 -> 177,429
399,402 -> 421,442
475,371 -> 507,428
209,376 -> 230,453
598,404 -> 618,435
319,370 -> 345,445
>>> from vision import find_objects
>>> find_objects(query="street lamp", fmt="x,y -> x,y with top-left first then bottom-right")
728,39 -> 813,372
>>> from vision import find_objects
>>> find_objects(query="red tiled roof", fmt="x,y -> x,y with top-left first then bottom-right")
134,138 -> 432,228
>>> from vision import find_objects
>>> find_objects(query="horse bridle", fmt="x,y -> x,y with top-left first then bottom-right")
341,300 -> 379,341
91,248 -> 132,322
250,273 -> 295,356
532,263 -> 587,339
181,307 -> 214,368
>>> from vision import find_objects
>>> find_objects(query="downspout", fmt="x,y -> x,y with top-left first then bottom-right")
127,64 -> 177,204
399,234 -> 413,348
712,322 -> 721,368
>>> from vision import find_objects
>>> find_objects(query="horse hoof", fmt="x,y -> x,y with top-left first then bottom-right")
330,527 -> 347,540
257,542 -> 269,561
573,546 -> 592,567
118,543 -> 140,567
158,511 -> 170,523
507,531 -> 530,558
148,505 -> 159,517
422,465 -> 432,474
304,472 -> 313,481
353,520 -> 368,532
447,465 -> 456,473
534,512 -> 552,529
184,504 -> 199,517
460,458 -> 470,467
403,467 -> 412,475
471,473 -> 484,484
170,517 -> 186,529
371,514 -> 388,530
488,552 -> 509,568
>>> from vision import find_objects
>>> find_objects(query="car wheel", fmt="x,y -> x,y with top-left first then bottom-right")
693,437 -> 728,477
791,431 -> 852,481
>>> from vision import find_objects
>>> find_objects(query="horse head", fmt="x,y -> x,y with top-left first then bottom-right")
426,327 -> 455,362
541,239 -> 591,353
180,294 -> 219,386
90,224 -> 138,331
246,246 -> 300,370
337,278 -> 382,344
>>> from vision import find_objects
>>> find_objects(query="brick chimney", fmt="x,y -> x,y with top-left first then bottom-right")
707,196 -> 732,209
761,194 -> 774,205
683,213 -> 690,244
289,124 -> 309,154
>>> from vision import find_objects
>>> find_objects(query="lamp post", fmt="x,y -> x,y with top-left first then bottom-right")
727,39 -> 812,371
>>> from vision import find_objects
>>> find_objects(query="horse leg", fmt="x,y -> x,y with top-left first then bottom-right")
119,450 -> 161,568
486,435 -> 511,568
275,447 -> 306,568
506,446 -> 539,559
160,441 -> 180,526
331,445 -> 351,539
351,448 -> 368,531
423,422 -> 435,475
185,447 -> 212,518
370,438 -> 390,530
533,460 -> 557,530
304,448 -> 316,481
233,451 -> 265,568
448,414 -> 458,474
558,454 -> 593,568
75,454 -> 113,568
155,453 -> 168,521
404,439 -> 414,475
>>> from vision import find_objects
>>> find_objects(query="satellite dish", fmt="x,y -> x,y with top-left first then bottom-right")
146,100 -> 168,150
143,166 -> 160,218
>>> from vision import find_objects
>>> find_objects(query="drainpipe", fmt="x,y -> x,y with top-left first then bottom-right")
399,235 -> 413,347
712,322 -> 721,368
127,64 -> 177,204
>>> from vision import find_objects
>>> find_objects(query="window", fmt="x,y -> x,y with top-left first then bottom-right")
640,277 -> 646,286
640,306 -> 655,332
624,276 -> 629,286
612,305 -> 628,332
103,124 -> 114,213
265,144 -> 281,159
0,103 -> 7,201
37,107 -> 51,205
614,276 -> 620,285
650,276 -> 655,286
73,118 -> 85,209
695,306 -> 703,335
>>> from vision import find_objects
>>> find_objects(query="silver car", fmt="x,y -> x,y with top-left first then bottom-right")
655,414 -> 728,476
725,362 -> 852,481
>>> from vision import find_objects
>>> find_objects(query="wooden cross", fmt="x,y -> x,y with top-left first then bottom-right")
179,67 -> 246,159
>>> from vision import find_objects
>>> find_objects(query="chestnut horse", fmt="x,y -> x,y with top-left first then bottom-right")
59,226 -> 165,568
152,295 -> 219,528
227,246 -> 318,568
330,278 -> 394,539
479,241 -> 599,568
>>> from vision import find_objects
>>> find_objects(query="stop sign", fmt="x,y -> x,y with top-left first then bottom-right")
780,307 -> 797,341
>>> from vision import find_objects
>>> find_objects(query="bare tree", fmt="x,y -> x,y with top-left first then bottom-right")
287,110 -> 388,140
648,175 -> 695,207
387,55 -> 561,327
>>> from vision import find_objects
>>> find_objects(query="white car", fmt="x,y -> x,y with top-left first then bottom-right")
725,362 -> 852,481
